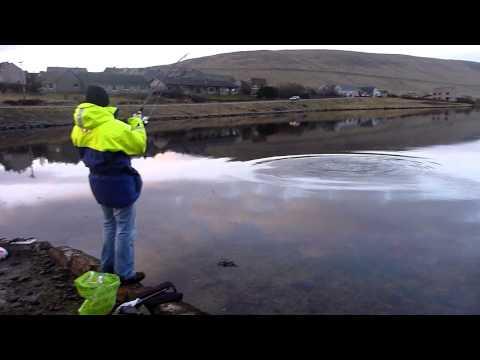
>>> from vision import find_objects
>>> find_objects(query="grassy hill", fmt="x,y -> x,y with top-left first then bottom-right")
134,50 -> 480,98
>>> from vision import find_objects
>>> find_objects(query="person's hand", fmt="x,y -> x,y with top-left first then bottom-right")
131,111 -> 149,126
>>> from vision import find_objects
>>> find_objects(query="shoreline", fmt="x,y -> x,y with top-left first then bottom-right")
0,97 -> 471,132
0,238 -> 205,315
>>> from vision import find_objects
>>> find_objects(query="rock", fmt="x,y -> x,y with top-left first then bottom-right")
0,242 -> 205,316
152,302 -> 205,315
47,246 -> 73,269
70,253 -> 100,277
25,295 -> 40,305
33,241 -> 52,252
217,259 -> 238,267
48,246 -> 100,276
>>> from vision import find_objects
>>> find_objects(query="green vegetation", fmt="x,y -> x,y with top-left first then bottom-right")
257,86 -> 279,99
276,83 -> 309,99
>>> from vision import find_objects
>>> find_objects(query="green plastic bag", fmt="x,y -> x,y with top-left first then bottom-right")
74,271 -> 120,315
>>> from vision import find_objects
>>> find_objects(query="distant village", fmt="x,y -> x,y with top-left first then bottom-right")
0,61 -> 461,102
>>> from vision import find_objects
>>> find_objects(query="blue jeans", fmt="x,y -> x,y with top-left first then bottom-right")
100,204 -> 136,280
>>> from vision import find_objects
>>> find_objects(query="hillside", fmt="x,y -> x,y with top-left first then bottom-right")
116,50 -> 480,97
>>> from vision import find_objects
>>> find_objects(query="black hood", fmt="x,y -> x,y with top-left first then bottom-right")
85,85 -> 109,107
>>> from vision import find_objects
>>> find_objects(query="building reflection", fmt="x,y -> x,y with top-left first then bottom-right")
1,108 -> 479,172
0,143 -> 80,173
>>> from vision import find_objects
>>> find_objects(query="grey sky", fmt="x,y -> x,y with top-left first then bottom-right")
1,45 -> 480,72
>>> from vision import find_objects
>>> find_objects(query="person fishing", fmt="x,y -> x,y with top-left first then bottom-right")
71,85 -> 147,285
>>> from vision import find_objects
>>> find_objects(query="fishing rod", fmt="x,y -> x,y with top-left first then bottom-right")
137,52 -> 189,123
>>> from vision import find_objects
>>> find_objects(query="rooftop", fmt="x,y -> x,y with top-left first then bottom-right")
46,67 -> 87,73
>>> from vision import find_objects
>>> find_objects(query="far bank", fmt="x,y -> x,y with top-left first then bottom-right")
0,97 -> 471,132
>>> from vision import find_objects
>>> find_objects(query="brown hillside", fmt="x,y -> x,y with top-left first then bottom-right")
136,50 -> 480,97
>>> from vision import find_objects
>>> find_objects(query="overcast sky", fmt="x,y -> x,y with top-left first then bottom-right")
1,45 -> 480,72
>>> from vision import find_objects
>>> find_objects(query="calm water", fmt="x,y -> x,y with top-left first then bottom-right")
2,108 -> 480,314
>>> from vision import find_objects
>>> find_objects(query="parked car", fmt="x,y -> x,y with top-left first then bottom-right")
289,96 -> 300,101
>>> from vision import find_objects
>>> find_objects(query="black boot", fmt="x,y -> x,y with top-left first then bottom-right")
121,272 -> 146,285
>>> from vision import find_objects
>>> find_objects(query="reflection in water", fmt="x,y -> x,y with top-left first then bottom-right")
0,152 -> 265,207
2,108 -> 480,314
2,107 -> 479,171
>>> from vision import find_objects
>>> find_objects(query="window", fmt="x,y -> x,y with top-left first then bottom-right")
73,83 -> 79,87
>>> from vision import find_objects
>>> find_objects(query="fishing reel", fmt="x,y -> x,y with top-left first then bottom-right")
133,110 -> 149,126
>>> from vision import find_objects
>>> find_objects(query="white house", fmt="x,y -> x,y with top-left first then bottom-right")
432,86 -> 456,102
375,89 -> 388,97
334,85 -> 360,97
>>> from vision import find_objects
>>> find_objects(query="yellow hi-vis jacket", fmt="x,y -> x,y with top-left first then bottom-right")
71,103 -> 147,155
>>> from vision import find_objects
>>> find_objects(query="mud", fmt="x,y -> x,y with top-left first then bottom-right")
0,240 -> 83,315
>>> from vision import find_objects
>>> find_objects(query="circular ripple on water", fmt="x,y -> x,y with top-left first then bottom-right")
248,153 -> 440,191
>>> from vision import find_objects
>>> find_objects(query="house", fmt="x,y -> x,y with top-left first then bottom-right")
334,85 -> 360,97
359,86 -> 381,97
148,69 -> 239,96
0,62 -> 26,91
75,72 -> 150,94
39,69 -> 83,93
104,67 -> 144,75
26,72 -> 41,92
432,86 -> 456,102
39,69 -> 149,94
46,67 -> 87,73
376,89 -> 388,97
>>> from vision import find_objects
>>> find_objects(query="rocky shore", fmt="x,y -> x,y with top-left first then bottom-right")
0,238 -> 205,315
